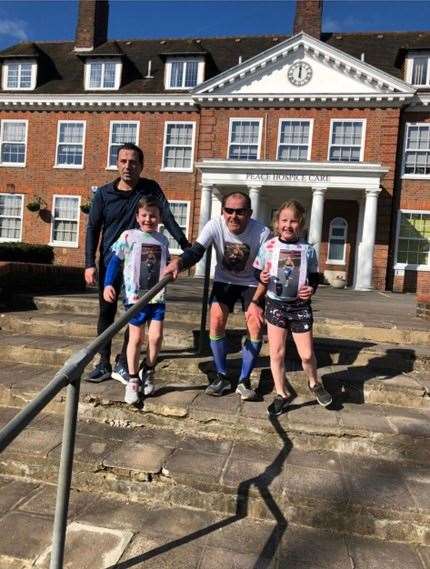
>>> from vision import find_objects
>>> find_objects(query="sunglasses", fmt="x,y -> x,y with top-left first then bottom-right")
223,207 -> 250,216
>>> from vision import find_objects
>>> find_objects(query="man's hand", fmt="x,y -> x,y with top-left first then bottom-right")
298,285 -> 314,301
103,285 -> 116,303
246,301 -> 264,327
85,267 -> 97,286
163,258 -> 182,281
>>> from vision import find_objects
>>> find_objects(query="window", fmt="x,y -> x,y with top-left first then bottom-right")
0,194 -> 23,241
406,55 -> 430,86
396,211 -> 430,268
327,217 -> 347,264
158,201 -> 189,253
84,59 -> 121,90
328,120 -> 364,162
0,120 -> 27,166
162,122 -> 195,171
228,119 -> 262,160
277,119 -> 312,161
403,124 -> 430,176
51,196 -> 80,247
55,121 -> 86,168
107,122 -> 139,168
165,57 -> 204,89
2,60 -> 37,90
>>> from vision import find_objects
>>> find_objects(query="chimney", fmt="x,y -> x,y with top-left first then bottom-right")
75,0 -> 109,51
293,0 -> 323,39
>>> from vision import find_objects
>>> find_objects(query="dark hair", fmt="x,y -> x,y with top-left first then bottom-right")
221,191 -> 251,210
117,143 -> 144,166
273,200 -> 306,233
136,197 -> 160,214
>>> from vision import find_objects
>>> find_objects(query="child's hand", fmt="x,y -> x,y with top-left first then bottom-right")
298,285 -> 314,300
103,285 -> 116,303
260,262 -> 271,284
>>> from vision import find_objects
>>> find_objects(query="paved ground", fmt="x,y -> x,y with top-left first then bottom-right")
32,277 -> 427,331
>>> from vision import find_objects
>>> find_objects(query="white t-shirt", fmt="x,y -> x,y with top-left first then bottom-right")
253,237 -> 318,301
197,216 -> 270,287
111,229 -> 170,304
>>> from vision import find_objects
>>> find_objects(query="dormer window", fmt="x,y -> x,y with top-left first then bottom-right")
84,59 -> 121,90
406,53 -> 430,86
165,57 -> 204,90
2,60 -> 37,91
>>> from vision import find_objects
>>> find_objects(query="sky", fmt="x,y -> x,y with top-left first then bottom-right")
0,0 -> 429,51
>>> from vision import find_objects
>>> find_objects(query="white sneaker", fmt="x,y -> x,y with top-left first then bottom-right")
124,376 -> 141,405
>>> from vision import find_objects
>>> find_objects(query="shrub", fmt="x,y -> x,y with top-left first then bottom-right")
0,242 -> 54,264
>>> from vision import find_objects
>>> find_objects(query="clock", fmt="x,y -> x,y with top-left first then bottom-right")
287,61 -> 313,86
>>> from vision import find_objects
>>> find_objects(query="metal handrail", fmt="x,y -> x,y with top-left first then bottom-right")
0,274 -> 173,569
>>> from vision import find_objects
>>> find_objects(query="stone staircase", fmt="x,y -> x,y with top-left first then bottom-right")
0,291 -> 429,568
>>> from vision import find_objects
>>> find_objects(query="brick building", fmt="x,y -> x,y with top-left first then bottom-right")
0,0 -> 429,292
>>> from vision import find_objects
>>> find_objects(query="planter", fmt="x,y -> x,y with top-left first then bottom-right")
26,202 -> 41,212
332,278 -> 346,289
80,204 -> 91,214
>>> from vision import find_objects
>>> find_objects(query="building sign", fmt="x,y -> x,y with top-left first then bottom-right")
246,173 -> 329,183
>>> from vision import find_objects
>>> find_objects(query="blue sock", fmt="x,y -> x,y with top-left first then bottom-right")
209,336 -> 228,375
239,338 -> 262,381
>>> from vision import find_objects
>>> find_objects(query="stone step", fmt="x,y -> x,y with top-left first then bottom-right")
1,364 -> 429,463
20,294 -> 430,347
0,406 -> 429,548
0,471 -> 428,569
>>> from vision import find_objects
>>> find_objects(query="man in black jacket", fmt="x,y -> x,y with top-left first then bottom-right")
85,143 -> 190,383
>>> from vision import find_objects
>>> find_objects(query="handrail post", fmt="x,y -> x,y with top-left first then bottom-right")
198,246 -> 212,355
50,373 -> 81,569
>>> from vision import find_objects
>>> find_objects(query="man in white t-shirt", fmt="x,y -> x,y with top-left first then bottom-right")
164,192 -> 270,400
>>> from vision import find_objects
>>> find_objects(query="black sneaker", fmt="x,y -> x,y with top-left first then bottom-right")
267,395 -> 290,417
309,382 -> 332,407
205,373 -> 231,397
85,362 -> 112,383
111,359 -> 129,385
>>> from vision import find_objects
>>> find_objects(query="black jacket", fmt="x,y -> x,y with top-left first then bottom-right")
85,177 -> 189,268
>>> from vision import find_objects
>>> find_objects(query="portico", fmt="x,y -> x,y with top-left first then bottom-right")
195,159 -> 388,290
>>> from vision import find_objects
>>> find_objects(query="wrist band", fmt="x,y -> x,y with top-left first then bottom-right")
250,299 -> 261,307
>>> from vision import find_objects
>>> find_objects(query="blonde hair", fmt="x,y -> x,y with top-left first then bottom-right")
273,200 -> 306,235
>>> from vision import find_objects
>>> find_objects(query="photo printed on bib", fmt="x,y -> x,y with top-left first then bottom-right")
270,244 -> 307,300
140,244 -> 161,290
222,242 -> 250,272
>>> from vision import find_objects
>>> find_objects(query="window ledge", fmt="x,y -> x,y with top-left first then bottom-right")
54,164 -> 84,170
394,263 -> 430,272
0,163 -> 25,168
0,238 -> 21,243
160,167 -> 194,173
401,174 -> 430,180
49,242 -> 79,249
326,260 -> 346,266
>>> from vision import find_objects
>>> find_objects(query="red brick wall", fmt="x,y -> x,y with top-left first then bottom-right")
0,109 -> 200,266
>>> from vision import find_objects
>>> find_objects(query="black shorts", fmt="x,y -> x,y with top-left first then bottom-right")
265,296 -> 313,333
209,282 -> 257,313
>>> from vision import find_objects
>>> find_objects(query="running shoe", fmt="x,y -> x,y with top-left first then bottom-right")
267,395 -> 290,417
124,375 -> 142,405
85,362 -> 112,383
235,379 -> 257,401
308,382 -> 332,407
111,358 -> 129,385
205,373 -> 231,397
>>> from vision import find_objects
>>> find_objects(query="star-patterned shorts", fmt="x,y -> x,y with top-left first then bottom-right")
265,296 -> 313,333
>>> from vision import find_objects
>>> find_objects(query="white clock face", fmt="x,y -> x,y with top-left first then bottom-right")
288,61 -> 313,86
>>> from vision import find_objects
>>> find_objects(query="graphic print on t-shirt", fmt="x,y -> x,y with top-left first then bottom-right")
140,244 -> 161,291
222,242 -> 250,272
274,248 -> 303,299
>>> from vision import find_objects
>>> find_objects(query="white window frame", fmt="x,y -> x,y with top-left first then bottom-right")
106,120 -> 140,170
0,119 -> 28,167
327,119 -> 366,163
405,53 -> 430,86
227,117 -> 263,161
277,118 -> 313,161
54,121 -> 86,169
402,122 -> 430,179
161,121 -> 196,172
157,200 -> 190,255
164,56 -> 205,90
327,217 -> 348,265
84,59 -> 122,91
0,193 -> 24,242
394,209 -> 430,271
50,194 -> 81,248
2,59 -> 37,91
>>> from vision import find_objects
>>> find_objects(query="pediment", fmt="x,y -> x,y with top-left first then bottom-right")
193,32 -> 415,102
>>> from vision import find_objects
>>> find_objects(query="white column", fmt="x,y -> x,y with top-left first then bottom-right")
355,187 -> 381,290
248,184 -> 262,220
195,183 -> 214,278
308,186 -> 327,259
